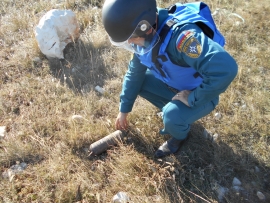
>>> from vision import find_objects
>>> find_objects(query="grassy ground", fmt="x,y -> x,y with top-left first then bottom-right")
0,0 -> 269,202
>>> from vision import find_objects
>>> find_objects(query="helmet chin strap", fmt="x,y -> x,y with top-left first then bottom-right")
153,13 -> 158,30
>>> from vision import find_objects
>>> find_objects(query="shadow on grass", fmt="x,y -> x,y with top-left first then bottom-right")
126,122 -> 270,203
71,119 -> 269,202
47,39 -> 112,94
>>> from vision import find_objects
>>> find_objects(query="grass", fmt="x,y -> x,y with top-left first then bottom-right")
0,0 -> 269,202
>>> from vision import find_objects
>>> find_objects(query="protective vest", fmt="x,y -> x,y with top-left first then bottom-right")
137,2 -> 225,91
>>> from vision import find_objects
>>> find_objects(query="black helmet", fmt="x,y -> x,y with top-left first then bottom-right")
102,0 -> 157,42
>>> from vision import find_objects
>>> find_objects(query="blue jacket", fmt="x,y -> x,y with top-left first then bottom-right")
137,2 -> 226,92
119,5 -> 238,112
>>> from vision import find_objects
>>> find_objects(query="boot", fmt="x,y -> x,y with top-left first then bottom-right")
155,137 -> 186,158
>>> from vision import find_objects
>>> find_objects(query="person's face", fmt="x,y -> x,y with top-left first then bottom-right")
127,27 -> 154,47
128,37 -> 145,46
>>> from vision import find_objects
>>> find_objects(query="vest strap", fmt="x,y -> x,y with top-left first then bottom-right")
152,19 -> 177,77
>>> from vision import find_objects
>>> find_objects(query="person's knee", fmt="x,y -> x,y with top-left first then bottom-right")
163,102 -> 186,124
163,103 -> 185,127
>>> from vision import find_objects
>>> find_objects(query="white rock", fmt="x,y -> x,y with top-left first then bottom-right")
257,191 -> 265,200
0,126 -> 6,138
112,192 -> 130,203
212,133 -> 219,142
95,86 -> 105,94
2,162 -> 28,182
232,177 -> 242,186
241,104 -> 247,109
211,8 -> 221,16
71,115 -> 84,121
214,112 -> 222,119
157,112 -> 163,118
203,129 -> 211,139
33,57 -> 42,63
35,9 -> 80,59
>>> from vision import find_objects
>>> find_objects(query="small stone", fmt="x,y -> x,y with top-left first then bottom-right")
203,129 -> 211,139
212,133 -> 219,142
0,126 -> 6,138
2,162 -> 27,182
95,86 -> 105,94
255,166 -> 260,173
112,192 -> 130,203
157,112 -> 163,117
256,191 -> 265,200
71,115 -> 84,121
232,177 -> 242,186
241,104 -> 247,109
33,57 -> 41,63
216,186 -> 229,202
174,169 -> 180,176
214,112 -> 221,119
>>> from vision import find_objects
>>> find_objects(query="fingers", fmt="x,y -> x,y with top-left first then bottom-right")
172,92 -> 182,101
171,91 -> 191,107
115,117 -> 128,130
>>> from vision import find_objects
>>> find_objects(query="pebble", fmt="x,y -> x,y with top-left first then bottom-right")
255,166 -> 260,173
241,104 -> 247,109
216,186 -> 229,202
203,129 -> 211,139
256,191 -> 265,200
2,162 -> 27,182
112,192 -> 130,203
214,112 -> 221,119
0,126 -> 6,138
95,85 -> 105,94
212,133 -> 219,142
156,112 -> 163,118
232,177 -> 242,186
33,57 -> 41,63
71,115 -> 85,121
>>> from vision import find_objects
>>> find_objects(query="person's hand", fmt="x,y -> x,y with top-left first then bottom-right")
172,90 -> 191,107
115,112 -> 129,130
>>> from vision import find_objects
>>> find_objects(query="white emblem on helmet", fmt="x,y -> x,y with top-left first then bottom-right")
140,24 -> 147,31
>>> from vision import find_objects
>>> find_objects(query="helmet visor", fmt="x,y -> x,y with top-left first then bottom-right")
110,20 -> 160,55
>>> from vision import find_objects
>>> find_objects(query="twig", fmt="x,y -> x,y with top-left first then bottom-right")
186,189 -> 211,203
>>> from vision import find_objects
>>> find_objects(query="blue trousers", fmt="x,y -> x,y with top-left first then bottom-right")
138,70 -> 218,140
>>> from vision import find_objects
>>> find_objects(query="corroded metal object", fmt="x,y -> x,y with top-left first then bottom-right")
89,130 -> 124,155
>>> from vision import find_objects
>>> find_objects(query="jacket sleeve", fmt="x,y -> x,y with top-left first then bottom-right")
167,23 -> 238,108
119,54 -> 147,113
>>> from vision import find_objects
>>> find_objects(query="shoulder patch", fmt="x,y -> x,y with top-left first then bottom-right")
176,30 -> 194,52
182,37 -> 202,58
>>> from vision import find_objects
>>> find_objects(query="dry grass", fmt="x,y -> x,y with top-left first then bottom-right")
0,0 -> 269,202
